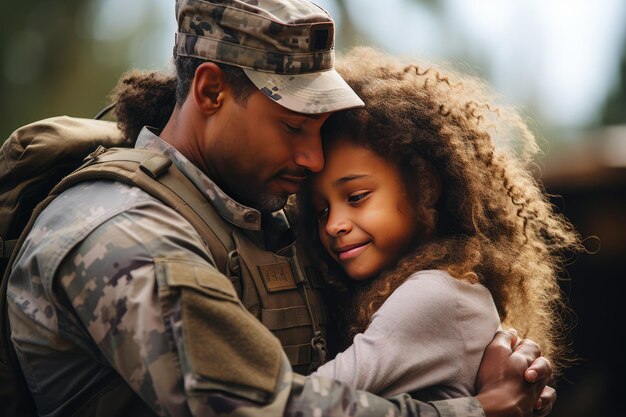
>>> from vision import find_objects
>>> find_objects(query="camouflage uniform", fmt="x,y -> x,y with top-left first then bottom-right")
8,128 -> 484,416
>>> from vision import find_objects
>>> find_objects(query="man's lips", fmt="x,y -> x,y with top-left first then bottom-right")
276,174 -> 308,193
280,174 -> 308,183
334,241 -> 371,260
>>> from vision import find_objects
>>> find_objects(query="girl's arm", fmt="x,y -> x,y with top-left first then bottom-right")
314,270 -> 500,398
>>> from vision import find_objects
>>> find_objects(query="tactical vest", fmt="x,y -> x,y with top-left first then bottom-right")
62,146 -> 328,374
1,123 -> 326,416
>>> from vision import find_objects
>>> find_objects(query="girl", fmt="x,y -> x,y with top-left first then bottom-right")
297,47 -> 582,400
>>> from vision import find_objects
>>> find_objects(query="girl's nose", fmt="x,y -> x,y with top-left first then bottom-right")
325,215 -> 352,237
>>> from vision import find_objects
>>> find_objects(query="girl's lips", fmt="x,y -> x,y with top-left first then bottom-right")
337,242 -> 370,260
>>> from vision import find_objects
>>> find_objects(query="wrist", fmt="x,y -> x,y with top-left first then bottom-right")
477,390 -> 522,417
430,397 -> 485,417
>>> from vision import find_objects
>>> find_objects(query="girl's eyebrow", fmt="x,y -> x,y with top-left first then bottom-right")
334,173 -> 371,186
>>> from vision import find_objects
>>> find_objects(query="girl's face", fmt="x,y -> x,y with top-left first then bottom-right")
311,138 -> 422,281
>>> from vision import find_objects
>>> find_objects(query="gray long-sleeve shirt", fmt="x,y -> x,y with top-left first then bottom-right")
315,270 -> 501,400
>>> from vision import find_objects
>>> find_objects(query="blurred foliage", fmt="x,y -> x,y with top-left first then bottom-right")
3,0 -> 624,143
600,39 -> 626,125
0,0 -> 165,141
1,0 -> 111,137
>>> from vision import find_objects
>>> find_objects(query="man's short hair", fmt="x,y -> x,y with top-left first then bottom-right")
174,56 -> 256,106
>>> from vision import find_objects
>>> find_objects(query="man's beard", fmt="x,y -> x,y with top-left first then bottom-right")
239,170 -> 306,214
234,182 -> 289,214
253,191 -> 289,214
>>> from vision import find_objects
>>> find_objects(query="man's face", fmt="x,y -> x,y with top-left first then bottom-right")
202,89 -> 331,213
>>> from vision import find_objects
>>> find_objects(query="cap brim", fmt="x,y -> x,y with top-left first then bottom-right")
243,68 -> 364,114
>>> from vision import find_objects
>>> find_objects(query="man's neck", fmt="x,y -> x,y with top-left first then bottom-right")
160,105 -> 184,152
161,104 -> 216,179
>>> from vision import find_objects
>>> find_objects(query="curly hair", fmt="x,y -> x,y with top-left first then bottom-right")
109,56 -> 256,140
297,47 -> 583,374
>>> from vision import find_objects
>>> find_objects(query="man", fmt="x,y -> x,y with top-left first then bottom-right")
7,0 -> 554,416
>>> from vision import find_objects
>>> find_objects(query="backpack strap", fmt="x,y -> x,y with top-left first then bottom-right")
58,146 -> 237,274
0,238 -> 16,260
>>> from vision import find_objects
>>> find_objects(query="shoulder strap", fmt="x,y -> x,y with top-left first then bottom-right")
65,147 -> 235,271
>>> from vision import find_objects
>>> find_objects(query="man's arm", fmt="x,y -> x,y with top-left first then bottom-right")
57,203 -> 550,417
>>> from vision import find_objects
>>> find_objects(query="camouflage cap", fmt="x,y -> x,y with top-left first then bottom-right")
175,0 -> 364,114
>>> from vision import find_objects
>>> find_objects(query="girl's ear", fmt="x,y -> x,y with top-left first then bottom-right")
192,62 -> 226,114
422,162 -> 442,208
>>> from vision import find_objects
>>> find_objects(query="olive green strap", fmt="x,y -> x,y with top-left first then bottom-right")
153,163 -> 234,254
282,343 -> 312,366
0,238 -> 17,260
71,148 -> 236,275
261,305 -> 326,331
290,246 -> 328,371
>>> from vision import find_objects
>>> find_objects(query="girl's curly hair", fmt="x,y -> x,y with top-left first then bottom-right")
298,47 -> 583,374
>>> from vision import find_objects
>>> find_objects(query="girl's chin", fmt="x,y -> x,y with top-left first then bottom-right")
345,268 -> 378,282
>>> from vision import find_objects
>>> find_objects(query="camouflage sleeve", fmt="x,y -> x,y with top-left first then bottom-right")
288,374 -> 485,417
57,202 -> 484,417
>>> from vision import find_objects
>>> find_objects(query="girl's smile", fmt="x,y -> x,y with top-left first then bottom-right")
334,240 -> 372,261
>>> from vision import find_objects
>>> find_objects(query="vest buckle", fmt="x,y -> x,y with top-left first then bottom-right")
308,330 -> 328,373
227,249 -> 242,296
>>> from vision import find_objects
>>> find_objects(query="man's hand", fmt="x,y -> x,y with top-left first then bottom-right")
476,329 -> 556,417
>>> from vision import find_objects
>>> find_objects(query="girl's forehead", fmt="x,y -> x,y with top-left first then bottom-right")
323,141 -> 381,171
314,141 -> 403,190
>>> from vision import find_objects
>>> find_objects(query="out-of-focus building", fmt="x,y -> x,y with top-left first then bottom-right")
540,125 -> 626,417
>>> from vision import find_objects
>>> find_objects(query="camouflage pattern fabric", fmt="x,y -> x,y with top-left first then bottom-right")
175,0 -> 335,74
7,129 -> 484,417
136,128 -> 265,231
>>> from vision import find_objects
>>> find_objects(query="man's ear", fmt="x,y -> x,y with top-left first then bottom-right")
192,62 -> 226,114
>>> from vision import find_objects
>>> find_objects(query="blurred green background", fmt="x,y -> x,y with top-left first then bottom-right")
1,1 -> 624,416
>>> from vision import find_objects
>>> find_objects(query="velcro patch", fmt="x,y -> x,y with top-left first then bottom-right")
258,262 -> 297,292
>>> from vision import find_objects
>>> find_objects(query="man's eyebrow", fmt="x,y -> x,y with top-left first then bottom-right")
302,113 -> 325,120
288,111 -> 327,120
334,174 -> 371,186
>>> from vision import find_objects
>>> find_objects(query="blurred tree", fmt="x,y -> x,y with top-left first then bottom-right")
600,39 -> 626,125
0,0 -> 164,142
2,0 -> 96,139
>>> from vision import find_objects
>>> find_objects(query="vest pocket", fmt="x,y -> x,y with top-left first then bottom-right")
156,258 -> 283,403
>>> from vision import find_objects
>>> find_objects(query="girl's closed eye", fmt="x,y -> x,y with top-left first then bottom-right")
348,191 -> 370,204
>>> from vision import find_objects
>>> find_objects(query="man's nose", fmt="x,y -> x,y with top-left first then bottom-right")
294,132 -> 324,173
